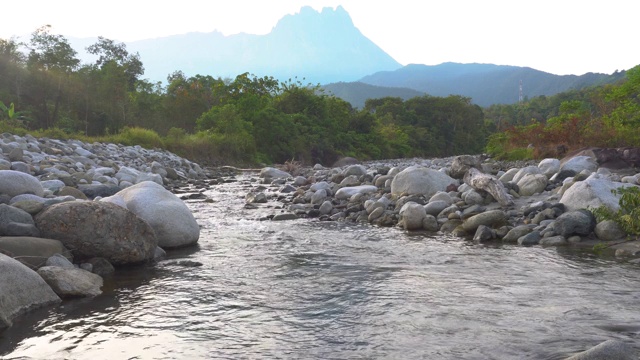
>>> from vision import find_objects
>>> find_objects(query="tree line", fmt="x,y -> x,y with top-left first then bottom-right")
1,26 -> 639,165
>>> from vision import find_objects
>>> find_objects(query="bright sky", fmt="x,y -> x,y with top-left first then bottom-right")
2,0 -> 637,76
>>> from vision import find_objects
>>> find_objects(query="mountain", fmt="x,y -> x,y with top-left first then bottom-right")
92,6 -> 401,84
321,82 -> 424,108
358,62 -> 626,106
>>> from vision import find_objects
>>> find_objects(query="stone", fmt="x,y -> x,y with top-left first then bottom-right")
246,192 -> 268,204
0,253 -> 61,329
343,165 -> 367,177
552,210 -> 596,237
272,213 -> 298,221
40,179 -> 66,193
517,231 -> 541,246
2,222 -> 40,237
78,183 -> 121,199
311,189 -> 328,205
368,207 -> 385,222
332,157 -> 360,167
45,253 -> 75,269
517,173 -> 548,196
462,190 -> 484,205
565,339 -> 636,360
37,266 -> 103,298
538,158 -> 561,178
35,201 -> 157,265
429,191 -> 454,204
512,166 -> 542,184
335,185 -> 377,200
56,186 -> 89,200
319,200 -> 333,215
449,155 -> 482,179
102,181 -> 200,248
499,168 -> 520,183
86,257 -> 115,277
0,236 -> 71,269
399,202 -> 427,231
422,215 -> 439,231
594,220 -> 627,241
501,225 -> 534,242
462,210 -> 507,232
560,155 -> 598,174
260,167 -> 290,179
560,178 -> 636,212
11,200 -> 45,215
391,166 -> 457,198
310,181 -> 332,192
474,225 -> 496,242
539,235 -> 568,246
0,170 -> 44,197
424,200 -> 450,216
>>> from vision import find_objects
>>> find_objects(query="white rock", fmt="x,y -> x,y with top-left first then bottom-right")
103,181 -> 200,248
517,173 -> 548,196
538,158 -> 561,178
399,202 -> 427,230
512,166 -> 542,184
335,185 -> 377,200
260,167 -> 290,179
561,155 -> 598,174
560,178 -> 637,212
390,166 -> 457,198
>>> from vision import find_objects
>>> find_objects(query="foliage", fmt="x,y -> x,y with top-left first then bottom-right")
109,127 -> 164,149
591,186 -> 640,236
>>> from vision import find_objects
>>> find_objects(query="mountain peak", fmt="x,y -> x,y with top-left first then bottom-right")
274,6 -> 355,33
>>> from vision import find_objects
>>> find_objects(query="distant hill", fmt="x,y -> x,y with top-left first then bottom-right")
68,6 -> 402,84
322,82 -> 424,108
359,62 -> 627,106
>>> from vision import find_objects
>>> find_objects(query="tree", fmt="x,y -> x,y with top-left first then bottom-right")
26,25 -> 79,128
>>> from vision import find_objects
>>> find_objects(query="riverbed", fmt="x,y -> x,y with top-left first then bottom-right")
1,174 -> 639,359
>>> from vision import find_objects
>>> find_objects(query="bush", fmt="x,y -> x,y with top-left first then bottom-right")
591,186 -> 640,236
110,127 -> 164,149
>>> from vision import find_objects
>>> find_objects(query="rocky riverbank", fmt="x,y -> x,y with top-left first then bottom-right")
1,132 -> 639,358
245,154 -> 640,258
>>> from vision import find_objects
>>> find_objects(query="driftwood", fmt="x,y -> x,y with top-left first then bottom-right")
463,167 -> 514,207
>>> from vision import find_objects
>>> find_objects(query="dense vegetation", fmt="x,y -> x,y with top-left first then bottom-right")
1,27 -> 639,166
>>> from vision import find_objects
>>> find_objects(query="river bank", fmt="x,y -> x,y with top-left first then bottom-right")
1,133 -> 640,358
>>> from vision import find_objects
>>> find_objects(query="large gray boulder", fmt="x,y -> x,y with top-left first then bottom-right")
566,339 -> 636,360
37,266 -> 103,298
0,253 -> 61,329
560,155 -> 598,174
0,170 -> 44,197
538,158 -> 561,178
552,210 -> 596,237
35,201 -> 157,265
517,173 -> 548,196
449,155 -> 482,179
102,181 -> 200,248
462,210 -> 507,232
560,178 -> 637,212
595,220 -> 627,241
391,166 -> 457,198
0,237 -> 71,269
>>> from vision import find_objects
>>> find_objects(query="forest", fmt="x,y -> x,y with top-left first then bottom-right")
1,26 -> 639,166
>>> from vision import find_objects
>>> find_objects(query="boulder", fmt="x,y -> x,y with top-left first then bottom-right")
517,174 -> 548,196
538,158 -> 561,178
462,210 -> 507,232
501,225 -> 534,242
449,155 -> 482,179
0,170 -> 44,197
512,166 -> 542,184
78,183 -> 121,199
0,253 -> 61,329
560,178 -> 637,212
399,202 -> 427,230
0,236 -> 70,269
391,166 -> 457,198
335,185 -> 377,200
566,339 -> 636,360
102,181 -> 200,248
45,253 -> 75,269
38,266 -> 103,298
259,167 -> 290,179
35,201 -> 157,265
560,155 -> 598,174
594,220 -> 627,241
552,210 -> 596,237
86,257 -> 115,277
343,165 -> 367,177
424,200 -> 450,217
332,157 -> 360,167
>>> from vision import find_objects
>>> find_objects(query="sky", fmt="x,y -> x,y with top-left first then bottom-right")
2,0 -> 637,76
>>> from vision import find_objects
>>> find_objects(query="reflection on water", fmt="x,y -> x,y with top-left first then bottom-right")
2,176 -> 640,359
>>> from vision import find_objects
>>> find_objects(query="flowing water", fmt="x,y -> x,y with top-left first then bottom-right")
2,174 -> 640,359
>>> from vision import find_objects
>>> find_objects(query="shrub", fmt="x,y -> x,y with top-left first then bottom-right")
591,186 -> 640,236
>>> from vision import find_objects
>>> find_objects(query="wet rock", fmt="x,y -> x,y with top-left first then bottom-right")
0,253 -> 61,329
86,257 -> 115,277
539,235 -> 567,246
595,220 -> 627,242
399,202 -> 427,231
37,266 -> 103,298
0,236 -> 71,269
565,339 -> 636,360
272,213 -> 298,221
552,210 -> 596,237
246,192 -> 268,204
462,210 -> 507,232
501,225 -> 534,243
474,225 -> 496,242
517,231 -> 541,246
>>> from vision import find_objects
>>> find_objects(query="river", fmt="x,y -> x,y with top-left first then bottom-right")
1,174 -> 640,359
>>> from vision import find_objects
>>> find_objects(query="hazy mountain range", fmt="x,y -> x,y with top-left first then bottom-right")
68,6 -> 629,107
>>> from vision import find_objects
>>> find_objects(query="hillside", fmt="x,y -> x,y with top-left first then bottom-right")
359,62 -> 627,106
